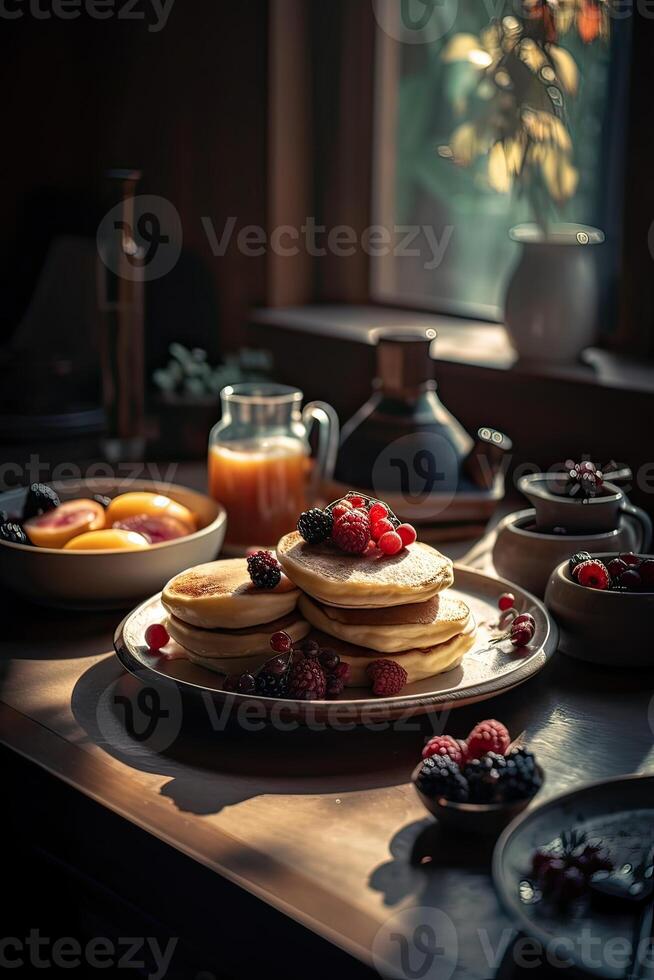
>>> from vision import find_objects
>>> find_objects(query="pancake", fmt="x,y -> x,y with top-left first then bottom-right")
309,618 -> 477,686
298,592 -> 471,653
166,611 -> 309,659
276,532 -> 454,608
162,559 -> 299,629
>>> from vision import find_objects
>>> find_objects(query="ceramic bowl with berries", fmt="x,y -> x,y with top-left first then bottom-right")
412,719 -> 545,836
0,478 -> 226,608
545,551 -> 654,667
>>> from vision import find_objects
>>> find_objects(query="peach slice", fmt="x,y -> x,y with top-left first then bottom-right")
105,492 -> 196,533
63,529 -> 150,551
113,513 -> 190,543
25,498 -> 106,549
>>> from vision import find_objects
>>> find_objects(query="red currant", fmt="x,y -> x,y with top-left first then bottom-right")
510,625 -> 532,648
145,623 -> 169,651
347,494 -> 366,509
498,593 -> 515,611
378,531 -> 403,556
513,613 -> 536,632
270,630 -> 292,653
396,523 -> 417,547
369,502 -> 389,525
371,518 -> 394,542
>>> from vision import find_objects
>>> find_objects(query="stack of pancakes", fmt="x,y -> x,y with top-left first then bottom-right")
162,559 -> 309,675
277,532 -> 477,686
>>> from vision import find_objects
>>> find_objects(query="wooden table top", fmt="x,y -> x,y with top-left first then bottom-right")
1,488 -> 653,978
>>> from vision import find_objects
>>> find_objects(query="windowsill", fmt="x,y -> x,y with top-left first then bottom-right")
251,304 -> 654,395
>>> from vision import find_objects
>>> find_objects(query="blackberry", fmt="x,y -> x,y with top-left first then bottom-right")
569,552 -> 592,576
463,752 -> 508,804
255,651 -> 293,698
492,750 -> 542,802
416,755 -> 469,803
297,508 -> 333,545
247,550 -> 282,589
22,483 -> 60,521
0,522 -> 30,545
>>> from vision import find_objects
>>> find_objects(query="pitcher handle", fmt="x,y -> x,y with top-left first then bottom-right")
302,401 -> 339,495
620,502 -> 653,552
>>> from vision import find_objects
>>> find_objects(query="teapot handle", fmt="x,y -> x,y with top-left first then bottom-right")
302,401 -> 340,494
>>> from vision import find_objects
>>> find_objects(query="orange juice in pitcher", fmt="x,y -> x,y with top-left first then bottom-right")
208,385 -> 338,549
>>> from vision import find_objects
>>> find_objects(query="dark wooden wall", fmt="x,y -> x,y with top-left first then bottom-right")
0,0 -> 269,361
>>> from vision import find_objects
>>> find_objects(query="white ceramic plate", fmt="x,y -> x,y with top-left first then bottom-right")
114,565 -> 558,725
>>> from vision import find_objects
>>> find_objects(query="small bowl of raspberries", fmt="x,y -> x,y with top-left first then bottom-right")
412,719 -> 544,835
545,552 -> 654,667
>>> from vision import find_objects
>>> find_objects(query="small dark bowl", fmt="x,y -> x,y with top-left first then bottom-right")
544,553 -> 654,667
412,762 -> 545,837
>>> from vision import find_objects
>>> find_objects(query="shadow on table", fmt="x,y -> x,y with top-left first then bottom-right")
71,656 -> 439,817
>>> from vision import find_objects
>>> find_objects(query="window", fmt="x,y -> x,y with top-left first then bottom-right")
371,0 -> 624,322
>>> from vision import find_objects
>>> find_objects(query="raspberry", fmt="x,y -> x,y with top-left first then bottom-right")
569,551 -> 592,576
332,509 -> 370,554
297,508 -> 333,545
145,623 -> 169,650
466,719 -> 510,760
371,518 -> 394,542
333,661 -> 351,683
369,502 -> 389,525
366,659 -> 408,697
247,550 -> 282,588
331,500 -> 352,521
378,531 -> 403,556
396,524 -> 417,547
421,735 -> 466,765
575,559 -> 610,590
288,658 -> 326,700
346,494 -> 367,509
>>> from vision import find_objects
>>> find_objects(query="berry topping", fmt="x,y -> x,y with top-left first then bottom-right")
22,483 -> 61,521
297,508 -> 333,545
331,501 -> 353,521
332,661 -> 351,683
396,523 -> 417,547
255,650 -> 294,697
270,630 -> 293,653
371,518 -> 395,542
466,719 -> 510,760
366,659 -> 408,697
319,648 -> 340,672
288,658 -> 326,700
325,675 -> 345,699
569,551 -> 592,576
145,623 -> 169,651
369,502 -> 389,525
422,735 -> 467,766
498,593 -> 515,612
575,559 -> 610,590
378,531 -> 404,556
332,509 -> 371,554
346,494 -> 367,509
0,522 -> 30,545
247,550 -> 282,589
416,754 -> 469,802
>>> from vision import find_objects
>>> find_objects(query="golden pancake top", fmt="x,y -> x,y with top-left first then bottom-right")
315,593 -> 469,627
166,559 -> 296,601
276,532 -> 454,607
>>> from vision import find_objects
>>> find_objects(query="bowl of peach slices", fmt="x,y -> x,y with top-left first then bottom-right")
0,478 -> 226,607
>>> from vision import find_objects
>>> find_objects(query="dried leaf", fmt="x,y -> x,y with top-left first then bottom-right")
522,108 -> 572,152
442,34 -> 485,63
518,38 -> 549,74
488,141 -> 512,193
540,146 -> 579,202
449,123 -> 479,166
547,43 -> 579,95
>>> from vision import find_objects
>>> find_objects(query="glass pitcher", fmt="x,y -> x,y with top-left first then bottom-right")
208,384 -> 339,549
